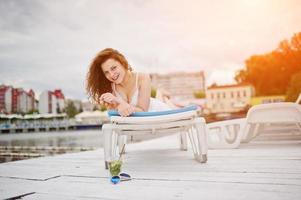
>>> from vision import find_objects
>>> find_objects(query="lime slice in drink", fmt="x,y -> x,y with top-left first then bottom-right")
109,160 -> 122,176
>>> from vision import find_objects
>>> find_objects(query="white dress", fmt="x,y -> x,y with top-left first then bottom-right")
112,73 -> 171,112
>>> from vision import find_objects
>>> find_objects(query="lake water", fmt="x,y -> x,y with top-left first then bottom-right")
0,130 -> 103,148
0,129 -> 168,163
0,130 -> 102,163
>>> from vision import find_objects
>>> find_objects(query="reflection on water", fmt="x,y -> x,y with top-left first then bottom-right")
0,130 -> 102,163
0,130 -> 102,147
0,129 -> 173,163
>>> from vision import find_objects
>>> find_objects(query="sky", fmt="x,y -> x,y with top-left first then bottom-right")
1,0 -> 301,100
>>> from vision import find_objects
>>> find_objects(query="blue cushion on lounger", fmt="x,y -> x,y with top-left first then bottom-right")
108,105 -> 198,117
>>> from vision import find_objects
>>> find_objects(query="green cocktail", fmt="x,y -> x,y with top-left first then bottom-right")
109,160 -> 122,176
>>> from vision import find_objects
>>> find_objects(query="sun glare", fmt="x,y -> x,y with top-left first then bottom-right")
241,0 -> 264,7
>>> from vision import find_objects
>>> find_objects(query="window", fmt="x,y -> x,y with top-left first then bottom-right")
243,90 -> 247,97
273,98 -> 284,103
213,104 -> 216,109
262,99 -> 272,104
220,103 -> 224,109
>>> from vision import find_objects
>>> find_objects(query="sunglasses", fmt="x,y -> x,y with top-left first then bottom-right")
111,173 -> 131,184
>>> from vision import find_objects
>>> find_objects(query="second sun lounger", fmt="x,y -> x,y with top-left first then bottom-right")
207,102 -> 301,149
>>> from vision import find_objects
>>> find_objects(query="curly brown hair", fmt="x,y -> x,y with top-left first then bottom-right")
86,48 -> 131,104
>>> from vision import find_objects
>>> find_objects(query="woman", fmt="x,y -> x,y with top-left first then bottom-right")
86,48 -> 171,117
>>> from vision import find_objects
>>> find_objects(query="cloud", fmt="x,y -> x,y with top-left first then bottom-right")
1,0 -> 301,100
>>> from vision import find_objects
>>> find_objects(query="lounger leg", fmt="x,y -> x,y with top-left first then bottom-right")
188,118 -> 208,163
179,131 -> 187,151
242,124 -> 255,143
189,125 -> 204,162
194,118 -> 208,163
102,124 -> 113,169
296,123 -> 301,132
251,124 -> 261,140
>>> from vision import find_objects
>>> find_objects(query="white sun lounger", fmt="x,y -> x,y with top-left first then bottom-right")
102,106 -> 208,169
241,102 -> 301,143
296,93 -> 301,104
207,102 -> 301,149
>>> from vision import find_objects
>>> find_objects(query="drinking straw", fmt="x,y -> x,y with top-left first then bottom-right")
118,144 -> 125,161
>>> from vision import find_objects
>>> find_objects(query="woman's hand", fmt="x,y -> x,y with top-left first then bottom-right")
100,93 -> 118,104
99,100 -> 113,109
117,101 -> 135,117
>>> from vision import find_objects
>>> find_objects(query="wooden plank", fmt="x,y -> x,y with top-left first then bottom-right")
0,133 -> 301,200
0,177 -> 37,199
22,176 -> 301,200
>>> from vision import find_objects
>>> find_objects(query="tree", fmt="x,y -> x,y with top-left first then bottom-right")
65,101 -> 78,118
209,82 -> 218,88
151,87 -> 157,98
286,71 -> 301,102
100,105 -> 107,112
79,104 -> 83,113
193,90 -> 206,99
27,109 -> 39,114
93,105 -> 99,111
235,32 -> 301,96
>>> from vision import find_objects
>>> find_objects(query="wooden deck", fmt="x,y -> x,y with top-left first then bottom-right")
1,132 -> 301,200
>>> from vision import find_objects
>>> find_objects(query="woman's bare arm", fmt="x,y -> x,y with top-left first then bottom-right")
102,74 -> 151,116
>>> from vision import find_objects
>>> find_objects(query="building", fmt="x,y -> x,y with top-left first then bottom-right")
0,85 -> 36,114
0,85 -> 13,114
150,71 -> 205,100
53,89 -> 65,113
206,84 -> 254,114
27,89 -> 35,112
16,88 -> 28,113
39,89 -> 65,114
251,95 -> 286,106
39,91 -> 55,114
82,101 -> 95,111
